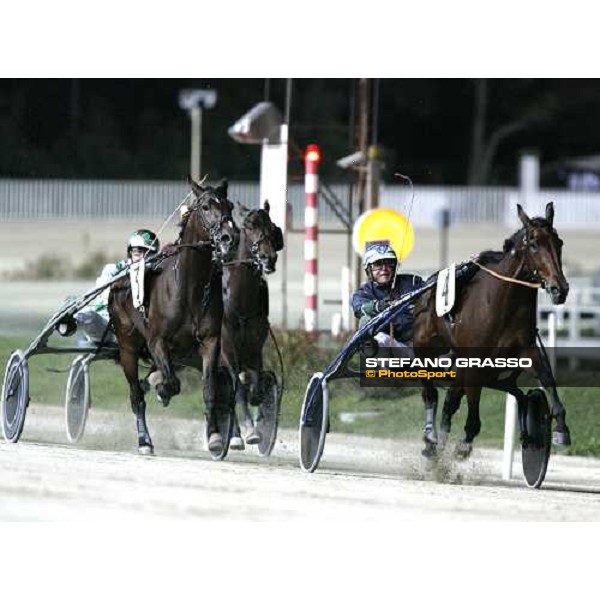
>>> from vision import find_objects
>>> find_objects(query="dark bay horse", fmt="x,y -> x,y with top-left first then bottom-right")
109,178 -> 239,455
220,200 -> 283,449
413,202 -> 570,458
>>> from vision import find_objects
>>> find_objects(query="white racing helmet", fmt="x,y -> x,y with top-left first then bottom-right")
127,229 -> 159,257
363,239 -> 398,269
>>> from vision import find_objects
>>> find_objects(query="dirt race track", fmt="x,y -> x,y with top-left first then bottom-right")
1,405 -> 600,521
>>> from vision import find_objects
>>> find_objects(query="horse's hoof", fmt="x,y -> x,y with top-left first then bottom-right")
552,430 -> 572,446
138,444 -> 154,456
156,387 -> 171,407
423,429 -> 438,445
421,442 -> 438,460
208,433 -> 224,453
245,429 -> 262,445
438,431 -> 449,449
454,441 -> 472,460
230,436 -> 245,451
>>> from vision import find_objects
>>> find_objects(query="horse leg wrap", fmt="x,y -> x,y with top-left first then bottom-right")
148,370 -> 164,388
423,405 -> 438,443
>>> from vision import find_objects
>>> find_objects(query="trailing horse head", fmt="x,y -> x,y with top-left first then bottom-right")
512,202 -> 569,304
241,200 -> 284,274
185,176 -> 239,261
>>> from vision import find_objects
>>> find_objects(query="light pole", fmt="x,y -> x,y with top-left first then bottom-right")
178,88 -> 217,180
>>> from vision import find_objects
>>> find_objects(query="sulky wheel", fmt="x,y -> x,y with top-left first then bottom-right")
206,367 -> 235,461
256,370 -> 281,457
1,350 -> 30,443
522,389 -> 552,489
299,372 -> 329,473
65,355 -> 91,443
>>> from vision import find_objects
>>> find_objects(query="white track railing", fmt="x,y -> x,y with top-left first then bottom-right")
2,179 -> 600,229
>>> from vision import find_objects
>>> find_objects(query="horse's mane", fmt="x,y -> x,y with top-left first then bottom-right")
477,250 -> 504,265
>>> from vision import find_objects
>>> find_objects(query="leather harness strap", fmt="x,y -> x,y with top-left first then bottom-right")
472,260 -> 542,289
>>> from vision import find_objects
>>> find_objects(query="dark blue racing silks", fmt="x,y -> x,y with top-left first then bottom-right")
351,273 -> 424,342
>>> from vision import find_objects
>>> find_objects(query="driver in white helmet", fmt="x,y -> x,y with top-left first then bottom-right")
351,239 -> 423,348
73,229 -> 160,345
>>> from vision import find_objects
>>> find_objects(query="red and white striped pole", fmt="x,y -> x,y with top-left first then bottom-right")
304,144 -> 321,332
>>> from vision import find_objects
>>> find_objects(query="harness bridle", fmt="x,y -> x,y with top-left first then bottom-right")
178,190 -> 237,263
222,211 -> 275,273
473,222 -> 561,291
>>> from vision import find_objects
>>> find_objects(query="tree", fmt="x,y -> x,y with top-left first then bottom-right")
467,79 -> 556,185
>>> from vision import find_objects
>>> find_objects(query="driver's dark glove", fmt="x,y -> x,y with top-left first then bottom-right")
375,298 -> 391,313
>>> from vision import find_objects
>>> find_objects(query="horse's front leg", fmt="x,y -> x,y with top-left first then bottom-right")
120,343 -> 154,454
421,383 -> 438,457
220,338 -> 245,450
510,387 -> 530,445
439,386 -> 464,447
455,386 -> 482,459
148,337 -> 180,406
201,336 -> 224,453
228,367 -> 246,451
532,346 -> 571,446
240,369 -> 261,445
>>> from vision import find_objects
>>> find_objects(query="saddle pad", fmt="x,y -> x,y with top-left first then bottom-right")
130,258 -> 145,310
436,263 -> 456,317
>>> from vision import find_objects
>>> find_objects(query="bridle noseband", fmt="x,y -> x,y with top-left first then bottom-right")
179,191 -> 237,263
515,223 -> 562,289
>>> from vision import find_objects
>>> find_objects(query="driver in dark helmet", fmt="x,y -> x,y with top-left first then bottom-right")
351,239 -> 423,347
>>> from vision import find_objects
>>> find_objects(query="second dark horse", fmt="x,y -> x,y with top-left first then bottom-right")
220,200 -> 284,450
109,178 -> 239,455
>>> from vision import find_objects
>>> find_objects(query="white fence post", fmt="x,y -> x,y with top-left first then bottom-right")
502,395 -> 518,481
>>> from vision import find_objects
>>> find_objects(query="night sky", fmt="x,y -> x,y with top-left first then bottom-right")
1,78 -> 599,186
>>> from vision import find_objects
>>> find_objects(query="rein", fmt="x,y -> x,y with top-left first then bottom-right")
222,258 -> 255,267
177,241 -> 213,252
472,260 -> 541,289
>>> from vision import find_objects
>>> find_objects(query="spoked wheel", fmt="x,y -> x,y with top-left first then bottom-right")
522,389 -> 552,489
206,368 -> 234,461
1,350 -> 29,443
65,355 -> 91,443
256,370 -> 281,457
299,372 -> 329,473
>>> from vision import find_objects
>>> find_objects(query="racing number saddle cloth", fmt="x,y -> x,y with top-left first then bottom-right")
436,263 -> 456,317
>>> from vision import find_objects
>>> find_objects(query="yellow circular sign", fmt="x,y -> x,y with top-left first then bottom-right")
352,208 -> 415,261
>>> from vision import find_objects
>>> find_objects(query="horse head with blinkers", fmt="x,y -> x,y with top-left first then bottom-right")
234,200 -> 283,274
181,176 -> 239,263
504,202 -> 569,305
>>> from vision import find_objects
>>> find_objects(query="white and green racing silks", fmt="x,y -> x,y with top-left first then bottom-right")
93,261 -> 129,318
